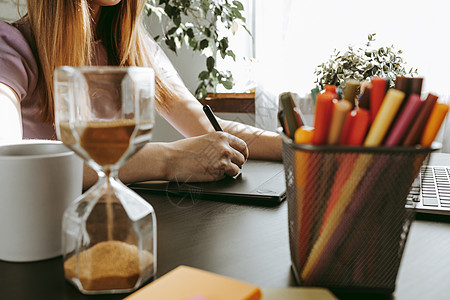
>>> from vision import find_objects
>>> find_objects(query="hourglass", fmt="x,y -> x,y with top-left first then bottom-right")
54,66 -> 156,294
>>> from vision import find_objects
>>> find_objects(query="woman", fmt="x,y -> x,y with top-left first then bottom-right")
0,0 -> 281,189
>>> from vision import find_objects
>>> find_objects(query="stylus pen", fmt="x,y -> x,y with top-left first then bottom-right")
203,104 -> 243,172
203,104 -> 223,131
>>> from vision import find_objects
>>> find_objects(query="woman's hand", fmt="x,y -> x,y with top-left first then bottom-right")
164,132 -> 248,182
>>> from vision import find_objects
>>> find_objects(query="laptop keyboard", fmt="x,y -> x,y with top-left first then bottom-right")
408,166 -> 450,214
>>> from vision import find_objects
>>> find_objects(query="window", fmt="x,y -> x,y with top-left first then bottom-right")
219,0 -> 450,99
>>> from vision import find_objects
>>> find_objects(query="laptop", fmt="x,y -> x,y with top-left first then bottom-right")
407,152 -> 450,215
130,160 -> 286,206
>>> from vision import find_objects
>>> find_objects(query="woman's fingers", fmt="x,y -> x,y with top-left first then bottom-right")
215,132 -> 247,169
225,132 -> 249,160
165,132 -> 249,182
206,157 -> 240,178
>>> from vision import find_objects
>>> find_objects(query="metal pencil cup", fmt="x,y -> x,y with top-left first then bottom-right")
282,137 -> 436,294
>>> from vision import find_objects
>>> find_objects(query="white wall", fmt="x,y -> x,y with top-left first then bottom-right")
0,0 -> 25,22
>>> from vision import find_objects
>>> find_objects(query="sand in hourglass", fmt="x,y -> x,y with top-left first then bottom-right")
62,120 -> 154,291
59,120 -> 152,166
64,241 -> 154,291
80,119 -> 136,165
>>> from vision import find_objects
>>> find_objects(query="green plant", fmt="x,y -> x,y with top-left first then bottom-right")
145,0 -> 250,99
314,34 -> 418,90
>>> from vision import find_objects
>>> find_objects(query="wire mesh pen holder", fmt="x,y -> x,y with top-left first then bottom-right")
282,137 -> 436,294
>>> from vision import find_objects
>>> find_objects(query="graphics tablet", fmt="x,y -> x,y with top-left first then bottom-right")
130,160 -> 286,206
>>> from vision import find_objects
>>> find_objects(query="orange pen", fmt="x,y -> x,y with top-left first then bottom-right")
420,103 -> 450,147
311,91 -> 334,145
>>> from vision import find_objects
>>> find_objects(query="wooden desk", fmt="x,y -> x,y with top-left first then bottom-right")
1,190 -> 450,299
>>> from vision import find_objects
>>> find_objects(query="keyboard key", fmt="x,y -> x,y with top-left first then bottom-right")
423,197 -> 439,206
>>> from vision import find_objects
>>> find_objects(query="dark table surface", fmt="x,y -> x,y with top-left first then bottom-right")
2,155 -> 450,300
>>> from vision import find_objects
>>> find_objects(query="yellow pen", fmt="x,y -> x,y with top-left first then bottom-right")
364,89 -> 405,147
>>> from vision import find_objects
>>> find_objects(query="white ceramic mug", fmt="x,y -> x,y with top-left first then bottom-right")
0,141 -> 83,262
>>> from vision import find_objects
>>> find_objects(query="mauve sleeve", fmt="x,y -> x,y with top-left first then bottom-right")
0,21 -> 38,101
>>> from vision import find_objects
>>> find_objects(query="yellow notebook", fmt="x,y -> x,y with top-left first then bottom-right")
124,265 -> 262,300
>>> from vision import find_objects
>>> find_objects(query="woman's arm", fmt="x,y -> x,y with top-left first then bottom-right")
0,82 -> 22,144
83,131 -> 248,189
159,83 -> 282,161
219,118 -> 282,160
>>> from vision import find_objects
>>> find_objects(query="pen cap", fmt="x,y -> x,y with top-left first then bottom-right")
395,76 -> 410,94
410,77 -> 424,96
295,126 -> 314,144
343,80 -> 360,108
324,85 -> 338,100
358,87 -> 371,110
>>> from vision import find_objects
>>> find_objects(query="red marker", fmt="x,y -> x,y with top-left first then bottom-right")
339,108 -> 371,146
370,77 -> 386,122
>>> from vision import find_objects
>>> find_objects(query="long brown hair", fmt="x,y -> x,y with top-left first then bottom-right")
26,0 -> 173,124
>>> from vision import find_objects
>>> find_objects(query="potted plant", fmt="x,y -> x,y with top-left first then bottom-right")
145,0 -> 250,100
314,34 -> 418,90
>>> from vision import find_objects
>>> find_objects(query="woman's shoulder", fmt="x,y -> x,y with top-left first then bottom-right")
0,19 -> 30,43
0,19 -> 39,101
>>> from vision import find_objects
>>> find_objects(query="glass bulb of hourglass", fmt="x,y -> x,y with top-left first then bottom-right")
54,66 -> 157,294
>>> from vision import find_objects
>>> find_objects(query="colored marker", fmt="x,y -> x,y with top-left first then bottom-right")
295,126 -> 314,144
402,93 -> 438,146
327,99 -> 352,145
370,77 -> 387,122
395,76 -> 410,95
294,126 -> 314,269
311,91 -> 334,145
420,103 -> 450,147
279,92 -> 300,139
364,89 -> 405,146
340,108 -> 371,146
384,94 -> 423,146
310,87 -> 320,105
410,77 -> 424,96
343,79 -> 360,108
324,85 -> 338,100
358,87 -> 371,110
